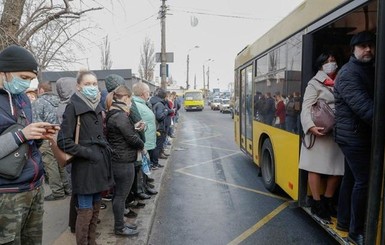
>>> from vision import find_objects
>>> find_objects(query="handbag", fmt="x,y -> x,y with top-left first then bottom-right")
50,116 -> 80,167
0,124 -> 29,179
311,99 -> 335,134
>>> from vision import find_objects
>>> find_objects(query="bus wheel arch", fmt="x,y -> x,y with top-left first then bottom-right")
260,138 -> 277,192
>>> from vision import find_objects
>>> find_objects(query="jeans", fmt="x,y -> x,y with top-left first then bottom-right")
337,144 -> 370,235
77,193 -> 101,209
154,131 -> 167,165
112,163 -> 135,230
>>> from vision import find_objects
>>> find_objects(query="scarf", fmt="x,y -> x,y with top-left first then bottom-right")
76,91 -> 100,111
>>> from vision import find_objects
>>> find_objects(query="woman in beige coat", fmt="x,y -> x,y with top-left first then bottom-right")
299,52 -> 344,222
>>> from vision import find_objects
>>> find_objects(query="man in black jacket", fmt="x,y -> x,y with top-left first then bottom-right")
334,31 -> 376,245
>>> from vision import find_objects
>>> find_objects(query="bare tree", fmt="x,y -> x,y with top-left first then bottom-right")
0,0 -> 102,67
138,36 -> 155,81
100,35 -> 112,70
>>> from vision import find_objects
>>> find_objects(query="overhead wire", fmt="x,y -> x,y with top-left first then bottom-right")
170,6 -> 281,21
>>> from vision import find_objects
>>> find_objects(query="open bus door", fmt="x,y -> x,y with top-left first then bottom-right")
366,1 -> 385,243
298,33 -> 315,208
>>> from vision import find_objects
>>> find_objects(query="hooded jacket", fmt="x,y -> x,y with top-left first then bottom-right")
32,92 -> 60,124
0,90 -> 44,193
56,77 -> 77,124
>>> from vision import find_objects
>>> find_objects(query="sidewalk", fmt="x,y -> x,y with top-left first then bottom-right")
52,154 -> 170,245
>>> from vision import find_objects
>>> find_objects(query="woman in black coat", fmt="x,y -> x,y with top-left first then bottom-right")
58,70 -> 113,245
105,85 -> 144,236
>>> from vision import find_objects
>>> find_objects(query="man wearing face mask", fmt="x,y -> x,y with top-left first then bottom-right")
0,45 -> 59,244
334,31 -> 376,245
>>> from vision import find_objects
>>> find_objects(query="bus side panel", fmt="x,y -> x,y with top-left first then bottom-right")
246,139 -> 253,155
253,122 -> 300,200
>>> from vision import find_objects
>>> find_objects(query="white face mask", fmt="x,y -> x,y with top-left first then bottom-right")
322,62 -> 338,74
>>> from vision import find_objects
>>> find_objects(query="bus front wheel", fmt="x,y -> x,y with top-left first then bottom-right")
261,139 -> 277,192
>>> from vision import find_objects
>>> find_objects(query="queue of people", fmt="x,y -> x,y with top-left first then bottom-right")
0,45 -> 180,244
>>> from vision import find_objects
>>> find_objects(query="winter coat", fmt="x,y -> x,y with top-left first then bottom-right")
299,70 -> 344,175
106,103 -> 144,164
57,93 -> 113,195
130,100 -> 145,142
133,96 -> 156,150
149,96 -> 172,132
334,55 -> 375,147
0,90 -> 44,192
32,92 -> 60,124
275,100 -> 286,124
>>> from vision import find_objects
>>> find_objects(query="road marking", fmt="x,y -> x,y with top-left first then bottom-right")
227,202 -> 289,245
175,170 -> 287,201
179,134 -> 222,143
176,152 -> 242,171
180,142 -> 240,152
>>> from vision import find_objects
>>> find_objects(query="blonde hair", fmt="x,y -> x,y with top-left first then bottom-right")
76,69 -> 96,84
105,85 -> 132,111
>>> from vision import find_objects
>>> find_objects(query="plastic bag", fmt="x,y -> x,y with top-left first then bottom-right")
141,152 -> 151,176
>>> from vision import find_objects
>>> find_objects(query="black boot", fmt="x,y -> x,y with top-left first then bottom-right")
311,199 -> 331,222
322,195 -> 337,218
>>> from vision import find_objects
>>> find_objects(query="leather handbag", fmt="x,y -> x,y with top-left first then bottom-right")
50,116 -> 80,167
311,99 -> 335,134
0,124 -> 29,179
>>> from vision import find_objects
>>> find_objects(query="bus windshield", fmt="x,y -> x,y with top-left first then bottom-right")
185,92 -> 203,100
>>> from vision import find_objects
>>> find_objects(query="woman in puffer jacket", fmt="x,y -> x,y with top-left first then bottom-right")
105,85 -> 144,236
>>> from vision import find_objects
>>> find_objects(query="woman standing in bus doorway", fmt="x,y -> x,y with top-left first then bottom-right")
299,52 -> 344,222
57,70 -> 113,245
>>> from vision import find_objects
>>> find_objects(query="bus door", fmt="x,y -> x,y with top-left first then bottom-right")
240,65 -> 254,155
298,33 -> 314,207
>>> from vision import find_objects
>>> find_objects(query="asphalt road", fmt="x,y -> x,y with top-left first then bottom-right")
148,106 -> 339,245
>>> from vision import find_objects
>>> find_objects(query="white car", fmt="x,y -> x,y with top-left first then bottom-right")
219,99 -> 231,113
210,98 -> 221,110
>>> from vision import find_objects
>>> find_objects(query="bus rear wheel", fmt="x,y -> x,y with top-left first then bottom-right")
261,138 -> 277,192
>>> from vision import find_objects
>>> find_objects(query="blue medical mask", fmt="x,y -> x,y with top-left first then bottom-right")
81,85 -> 99,100
3,74 -> 31,95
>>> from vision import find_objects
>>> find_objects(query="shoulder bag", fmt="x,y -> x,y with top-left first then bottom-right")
50,116 -> 80,167
311,98 -> 335,135
0,124 -> 29,179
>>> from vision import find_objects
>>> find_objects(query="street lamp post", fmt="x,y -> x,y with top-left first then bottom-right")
186,45 -> 199,90
205,59 -> 214,93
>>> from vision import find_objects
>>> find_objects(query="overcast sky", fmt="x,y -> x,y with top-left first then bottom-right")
73,0 -> 303,90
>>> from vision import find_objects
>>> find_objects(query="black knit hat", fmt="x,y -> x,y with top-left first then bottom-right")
105,74 -> 126,93
350,31 -> 376,47
0,45 -> 38,74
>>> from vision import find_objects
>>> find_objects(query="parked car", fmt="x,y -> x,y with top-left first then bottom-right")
210,97 -> 221,110
219,98 -> 231,113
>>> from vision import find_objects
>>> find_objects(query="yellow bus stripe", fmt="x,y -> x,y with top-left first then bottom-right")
176,170 -> 288,201
227,202 -> 289,245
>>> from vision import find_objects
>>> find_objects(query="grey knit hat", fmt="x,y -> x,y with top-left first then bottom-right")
105,74 -> 125,93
